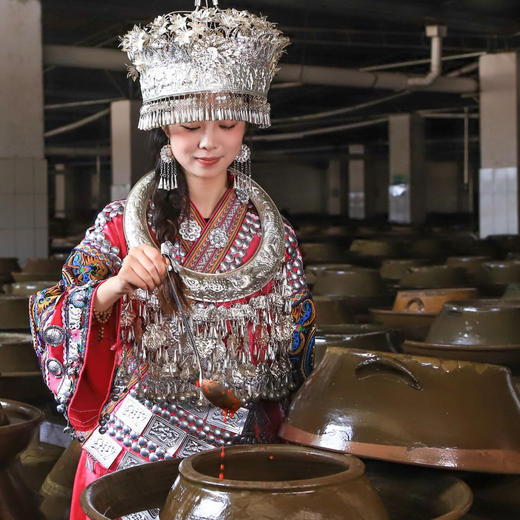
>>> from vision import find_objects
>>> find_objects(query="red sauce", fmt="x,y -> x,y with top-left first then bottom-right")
219,446 -> 225,479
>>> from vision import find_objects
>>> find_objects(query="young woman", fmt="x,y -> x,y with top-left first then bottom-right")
30,3 -> 315,519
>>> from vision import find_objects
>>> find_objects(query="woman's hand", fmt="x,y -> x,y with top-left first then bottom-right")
116,244 -> 169,293
94,245 -> 168,312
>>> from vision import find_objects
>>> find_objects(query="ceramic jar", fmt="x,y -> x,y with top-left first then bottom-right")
161,444 -> 389,520
280,347 -> 520,473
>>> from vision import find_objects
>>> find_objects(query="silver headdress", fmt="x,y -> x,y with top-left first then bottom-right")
120,1 -> 290,130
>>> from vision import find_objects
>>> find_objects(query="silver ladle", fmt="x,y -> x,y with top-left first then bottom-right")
161,245 -> 241,413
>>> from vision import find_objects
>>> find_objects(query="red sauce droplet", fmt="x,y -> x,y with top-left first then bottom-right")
219,446 -> 226,480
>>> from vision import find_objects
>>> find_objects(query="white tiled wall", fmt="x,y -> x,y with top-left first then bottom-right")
0,157 -> 48,261
479,167 -> 519,238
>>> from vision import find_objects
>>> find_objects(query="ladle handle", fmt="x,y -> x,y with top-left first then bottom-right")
355,357 -> 423,391
161,249 -> 204,390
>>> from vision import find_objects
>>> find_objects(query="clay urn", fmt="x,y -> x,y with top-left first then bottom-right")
313,295 -> 357,325
305,263 -> 352,287
4,281 -> 56,297
11,256 -> 63,283
399,265 -> 468,290
502,283 -> 520,300
392,288 -> 478,314
0,258 -> 20,286
80,454 -> 472,520
348,239 -> 402,267
279,347 -> 520,473
0,331 -> 51,404
408,237 -> 448,260
0,295 -> 31,330
39,440 -> 83,520
315,324 -> 401,366
445,256 -> 491,286
300,242 -> 347,264
0,398 -> 45,520
478,260 -> 520,295
0,332 -> 38,372
161,445 -> 388,519
402,299 -> 520,373
369,288 -> 477,342
379,259 -> 429,283
313,266 -> 390,312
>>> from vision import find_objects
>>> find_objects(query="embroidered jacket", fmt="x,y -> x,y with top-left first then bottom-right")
29,190 -> 315,471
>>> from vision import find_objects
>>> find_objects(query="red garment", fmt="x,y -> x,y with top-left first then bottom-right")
30,192 -> 315,519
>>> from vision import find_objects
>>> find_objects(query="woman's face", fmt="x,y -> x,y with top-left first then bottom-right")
165,120 -> 246,181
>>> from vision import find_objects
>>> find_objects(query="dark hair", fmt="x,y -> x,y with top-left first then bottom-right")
149,128 -> 190,312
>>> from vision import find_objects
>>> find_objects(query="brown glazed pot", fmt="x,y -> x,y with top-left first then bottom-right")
502,283 -> 520,299
401,300 -> 520,373
423,300 -> 520,346
313,295 -> 357,325
80,456 -> 472,520
445,257 -> 491,286
300,242 -> 347,264
161,445 -> 388,519
315,324 -> 401,366
369,308 -> 435,341
392,288 -> 478,314
350,239 -> 402,258
379,259 -> 429,282
40,440 -> 83,520
364,460 -> 473,520
0,399 -> 45,520
478,260 -> 520,295
305,263 -> 353,286
0,332 -> 38,372
0,295 -> 30,330
279,348 -> 520,473
399,265 -> 468,290
3,281 -> 56,296
313,267 -> 390,312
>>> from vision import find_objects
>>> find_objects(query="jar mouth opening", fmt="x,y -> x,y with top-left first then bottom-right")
179,445 -> 363,491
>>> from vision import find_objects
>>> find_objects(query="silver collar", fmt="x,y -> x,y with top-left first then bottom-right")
123,171 -> 285,302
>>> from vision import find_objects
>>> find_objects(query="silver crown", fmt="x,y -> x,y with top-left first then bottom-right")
120,2 -> 290,130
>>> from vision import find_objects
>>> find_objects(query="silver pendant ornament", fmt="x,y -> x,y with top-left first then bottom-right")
159,144 -> 178,191
232,144 -> 252,204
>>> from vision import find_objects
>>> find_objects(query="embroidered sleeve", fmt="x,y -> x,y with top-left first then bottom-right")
283,221 -> 316,388
29,200 -> 126,432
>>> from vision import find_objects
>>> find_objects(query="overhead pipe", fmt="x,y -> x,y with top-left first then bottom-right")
43,44 -> 478,94
407,25 -> 447,87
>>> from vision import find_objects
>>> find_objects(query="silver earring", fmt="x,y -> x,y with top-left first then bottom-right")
159,143 -> 178,191
232,144 -> 251,204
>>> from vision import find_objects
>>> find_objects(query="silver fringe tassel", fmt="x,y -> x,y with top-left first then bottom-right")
139,93 -> 271,131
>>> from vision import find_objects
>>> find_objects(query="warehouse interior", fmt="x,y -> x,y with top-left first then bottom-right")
1,0 -> 520,519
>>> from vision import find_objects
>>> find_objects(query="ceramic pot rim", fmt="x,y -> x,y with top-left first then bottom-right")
442,299 -> 520,312
279,424 -> 520,474
178,444 -> 365,491
403,340 -> 520,352
369,308 -> 438,317
395,287 -> 478,296
0,398 -> 44,435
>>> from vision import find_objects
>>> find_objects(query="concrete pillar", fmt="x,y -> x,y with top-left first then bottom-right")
479,52 -> 520,237
54,169 -> 66,219
111,100 -> 151,200
348,144 -> 377,219
0,0 -> 47,261
388,114 -> 426,224
326,159 -> 342,215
